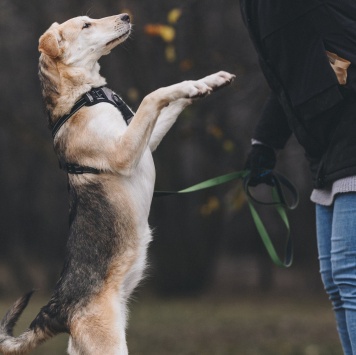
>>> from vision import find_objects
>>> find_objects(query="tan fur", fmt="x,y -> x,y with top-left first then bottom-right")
39,31 -> 61,58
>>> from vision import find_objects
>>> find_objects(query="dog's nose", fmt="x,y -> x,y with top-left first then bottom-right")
120,14 -> 130,23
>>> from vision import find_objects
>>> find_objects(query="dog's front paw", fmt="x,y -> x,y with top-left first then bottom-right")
185,81 -> 212,99
199,71 -> 236,92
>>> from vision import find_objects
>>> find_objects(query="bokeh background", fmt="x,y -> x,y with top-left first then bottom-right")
0,0 -> 343,354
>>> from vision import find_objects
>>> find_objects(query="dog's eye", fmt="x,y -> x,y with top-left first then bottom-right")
82,23 -> 91,29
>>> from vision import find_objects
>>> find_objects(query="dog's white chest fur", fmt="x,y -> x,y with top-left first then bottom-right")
86,102 -> 156,221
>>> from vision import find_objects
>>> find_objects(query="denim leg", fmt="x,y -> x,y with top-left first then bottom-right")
316,202 -> 352,354
332,193 -> 356,354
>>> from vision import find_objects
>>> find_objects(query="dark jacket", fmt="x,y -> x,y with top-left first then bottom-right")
240,0 -> 356,187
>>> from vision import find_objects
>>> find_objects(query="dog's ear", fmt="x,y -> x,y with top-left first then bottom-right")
38,23 -> 62,58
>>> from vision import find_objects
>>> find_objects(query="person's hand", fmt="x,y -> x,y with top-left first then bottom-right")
244,144 -> 276,186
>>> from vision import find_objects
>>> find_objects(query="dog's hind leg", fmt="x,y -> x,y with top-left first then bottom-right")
67,295 -> 129,355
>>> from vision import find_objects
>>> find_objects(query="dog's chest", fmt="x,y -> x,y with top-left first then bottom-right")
87,104 -> 129,137
129,149 -> 156,216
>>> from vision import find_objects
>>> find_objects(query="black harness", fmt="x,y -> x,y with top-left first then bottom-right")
52,87 -> 134,175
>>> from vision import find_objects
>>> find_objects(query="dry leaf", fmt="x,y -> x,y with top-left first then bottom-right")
167,8 -> 182,24
144,24 -> 176,42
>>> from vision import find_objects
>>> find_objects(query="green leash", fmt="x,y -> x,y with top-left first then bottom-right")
154,170 -> 299,268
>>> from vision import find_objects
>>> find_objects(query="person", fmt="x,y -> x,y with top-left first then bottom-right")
240,1 -> 356,353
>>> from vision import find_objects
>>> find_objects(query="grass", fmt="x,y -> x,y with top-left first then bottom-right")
0,292 -> 343,355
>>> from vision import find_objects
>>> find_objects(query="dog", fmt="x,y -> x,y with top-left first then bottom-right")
0,13 -> 235,355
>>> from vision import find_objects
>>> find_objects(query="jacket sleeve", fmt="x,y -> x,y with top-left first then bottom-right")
253,91 -> 292,149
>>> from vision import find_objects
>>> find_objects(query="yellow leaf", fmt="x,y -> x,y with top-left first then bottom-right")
231,189 -> 246,211
159,25 -> 175,42
127,87 -> 139,103
223,139 -> 235,152
165,45 -> 176,62
144,24 -> 175,42
180,59 -> 194,72
200,196 -> 220,216
167,8 -> 182,24
207,124 -> 223,140
225,185 -> 247,213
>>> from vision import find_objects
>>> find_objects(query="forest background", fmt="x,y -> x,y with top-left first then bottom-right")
0,1 -> 342,353
0,0 -> 320,298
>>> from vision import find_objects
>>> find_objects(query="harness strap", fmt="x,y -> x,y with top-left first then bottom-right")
53,87 -> 134,175
59,163 -> 101,175
52,87 -> 134,139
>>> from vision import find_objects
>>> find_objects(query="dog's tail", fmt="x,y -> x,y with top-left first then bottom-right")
0,291 -> 60,354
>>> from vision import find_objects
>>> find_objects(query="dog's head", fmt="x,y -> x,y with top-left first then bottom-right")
38,14 -> 131,66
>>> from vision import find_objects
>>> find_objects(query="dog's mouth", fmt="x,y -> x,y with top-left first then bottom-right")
106,30 -> 131,46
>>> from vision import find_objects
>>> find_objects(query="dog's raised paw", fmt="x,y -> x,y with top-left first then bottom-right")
199,71 -> 236,92
185,81 -> 212,99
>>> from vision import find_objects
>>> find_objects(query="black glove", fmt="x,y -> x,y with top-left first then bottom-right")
245,144 -> 276,186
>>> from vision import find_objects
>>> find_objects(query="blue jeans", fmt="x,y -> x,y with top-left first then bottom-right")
316,193 -> 356,355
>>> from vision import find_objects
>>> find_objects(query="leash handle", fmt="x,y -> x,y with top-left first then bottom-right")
245,184 -> 293,268
243,171 -> 299,210
242,171 -> 297,267
154,169 -> 298,268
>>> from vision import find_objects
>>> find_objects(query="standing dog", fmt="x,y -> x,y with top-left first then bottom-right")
0,13 -> 235,354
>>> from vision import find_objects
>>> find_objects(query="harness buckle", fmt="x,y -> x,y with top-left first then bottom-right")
92,88 -> 107,101
84,92 -> 94,104
84,88 -> 108,106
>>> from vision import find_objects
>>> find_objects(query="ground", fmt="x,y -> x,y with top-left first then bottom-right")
0,291 -> 342,355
